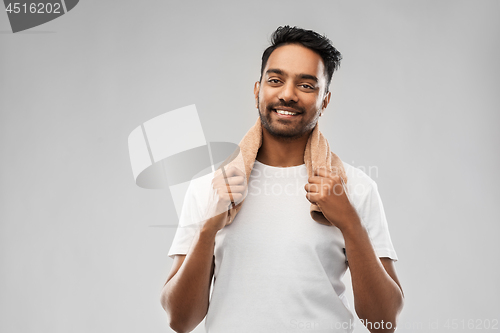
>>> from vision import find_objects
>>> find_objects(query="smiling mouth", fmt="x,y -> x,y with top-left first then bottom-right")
273,109 -> 300,116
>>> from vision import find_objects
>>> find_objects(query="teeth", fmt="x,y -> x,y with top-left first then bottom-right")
276,110 -> 297,116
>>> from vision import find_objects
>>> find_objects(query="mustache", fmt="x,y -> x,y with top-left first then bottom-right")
267,102 -> 305,114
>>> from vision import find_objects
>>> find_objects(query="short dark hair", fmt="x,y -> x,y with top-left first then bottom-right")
260,26 -> 342,92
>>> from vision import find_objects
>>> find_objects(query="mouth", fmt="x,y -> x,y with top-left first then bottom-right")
272,108 -> 302,117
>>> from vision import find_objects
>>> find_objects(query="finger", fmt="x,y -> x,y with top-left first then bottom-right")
213,166 -> 246,183
223,166 -> 246,178
214,176 -> 242,185
313,167 -> 332,178
224,176 -> 246,185
213,179 -> 246,193
224,184 -> 246,207
305,192 -> 319,204
221,168 -> 244,196
219,168 -> 245,183
304,183 -> 321,193
219,179 -> 236,207
223,185 -> 247,194
308,176 -> 325,184
230,193 -> 244,204
221,193 -> 243,204
313,167 -> 327,177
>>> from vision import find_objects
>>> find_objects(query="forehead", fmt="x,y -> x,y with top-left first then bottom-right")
264,43 -> 326,81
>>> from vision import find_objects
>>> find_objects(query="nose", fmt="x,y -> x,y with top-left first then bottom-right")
278,82 -> 298,103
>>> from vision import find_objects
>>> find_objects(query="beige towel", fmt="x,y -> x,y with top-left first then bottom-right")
216,118 -> 347,226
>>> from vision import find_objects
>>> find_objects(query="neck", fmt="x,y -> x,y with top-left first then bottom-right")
256,126 -> 311,167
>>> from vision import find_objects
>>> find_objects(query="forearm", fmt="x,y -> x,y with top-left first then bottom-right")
342,219 -> 404,332
161,226 -> 217,333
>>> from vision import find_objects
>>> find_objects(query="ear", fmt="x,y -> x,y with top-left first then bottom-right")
321,91 -> 331,111
253,81 -> 260,108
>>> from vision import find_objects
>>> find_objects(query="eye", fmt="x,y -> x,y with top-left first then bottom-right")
268,79 -> 281,84
300,84 -> 314,90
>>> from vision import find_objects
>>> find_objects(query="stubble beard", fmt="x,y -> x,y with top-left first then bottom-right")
257,97 -> 319,141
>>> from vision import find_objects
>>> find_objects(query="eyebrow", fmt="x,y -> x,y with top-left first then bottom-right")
298,74 -> 318,83
265,68 -> 318,83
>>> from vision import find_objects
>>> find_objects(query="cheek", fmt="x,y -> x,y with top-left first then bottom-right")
316,100 -> 324,110
259,88 -> 268,99
302,95 -> 321,110
312,95 -> 325,110
258,90 -> 272,107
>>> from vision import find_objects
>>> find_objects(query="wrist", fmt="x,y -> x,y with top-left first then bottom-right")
200,217 -> 223,238
338,215 -> 364,238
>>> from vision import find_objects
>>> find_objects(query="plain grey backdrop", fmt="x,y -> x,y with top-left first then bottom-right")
1,1 -> 499,332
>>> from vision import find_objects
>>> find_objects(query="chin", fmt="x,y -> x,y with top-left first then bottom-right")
265,123 -> 307,139
259,109 -> 309,138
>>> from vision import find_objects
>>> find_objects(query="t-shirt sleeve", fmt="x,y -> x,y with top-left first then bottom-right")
167,180 -> 204,259
346,167 -> 398,261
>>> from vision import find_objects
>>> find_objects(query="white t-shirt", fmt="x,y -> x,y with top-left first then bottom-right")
168,161 -> 398,333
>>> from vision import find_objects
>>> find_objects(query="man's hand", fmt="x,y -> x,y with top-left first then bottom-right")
205,166 -> 247,232
304,167 -> 360,231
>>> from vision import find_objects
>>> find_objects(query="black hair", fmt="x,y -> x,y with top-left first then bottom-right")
260,26 -> 342,92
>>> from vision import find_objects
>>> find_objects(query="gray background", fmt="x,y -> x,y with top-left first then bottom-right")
1,1 -> 499,332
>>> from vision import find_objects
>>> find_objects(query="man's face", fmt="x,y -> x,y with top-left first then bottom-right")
254,43 -> 331,140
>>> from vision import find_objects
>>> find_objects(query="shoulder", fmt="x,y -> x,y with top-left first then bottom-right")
341,162 -> 398,260
188,171 -> 215,197
342,161 -> 377,193
176,170 -> 216,221
341,161 -> 384,213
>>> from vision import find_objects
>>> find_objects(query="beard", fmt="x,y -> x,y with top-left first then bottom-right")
257,98 -> 319,140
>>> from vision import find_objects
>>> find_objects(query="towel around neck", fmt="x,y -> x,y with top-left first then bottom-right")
214,118 -> 348,226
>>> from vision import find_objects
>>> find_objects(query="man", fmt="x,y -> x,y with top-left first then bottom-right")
161,26 -> 404,333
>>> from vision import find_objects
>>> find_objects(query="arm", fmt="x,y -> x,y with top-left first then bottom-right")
343,221 -> 404,333
160,166 -> 247,333
160,223 -> 218,333
306,168 -> 404,333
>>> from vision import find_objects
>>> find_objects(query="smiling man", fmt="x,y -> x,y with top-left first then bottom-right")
257,43 -> 328,141
161,26 -> 404,333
